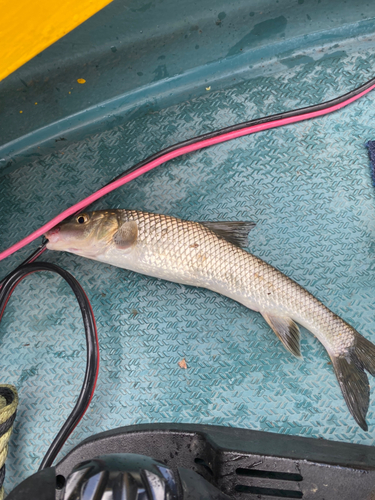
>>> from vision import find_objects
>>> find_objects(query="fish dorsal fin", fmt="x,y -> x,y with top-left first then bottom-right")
113,221 -> 138,249
199,221 -> 255,248
262,312 -> 302,358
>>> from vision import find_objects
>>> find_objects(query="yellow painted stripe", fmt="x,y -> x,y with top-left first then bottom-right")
0,0 -> 114,82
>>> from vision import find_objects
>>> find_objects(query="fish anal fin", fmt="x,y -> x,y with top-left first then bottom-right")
262,312 -> 302,358
113,221 -> 138,249
199,221 -> 255,248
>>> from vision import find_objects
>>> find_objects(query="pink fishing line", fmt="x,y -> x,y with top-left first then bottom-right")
1,83 -> 374,262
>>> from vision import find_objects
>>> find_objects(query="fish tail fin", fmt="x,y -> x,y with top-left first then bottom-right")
331,332 -> 375,431
355,333 -> 375,377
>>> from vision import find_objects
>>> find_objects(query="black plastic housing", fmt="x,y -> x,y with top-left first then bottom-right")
53,423 -> 375,499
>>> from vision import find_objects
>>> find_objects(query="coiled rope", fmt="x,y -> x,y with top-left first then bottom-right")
0,385 -> 18,500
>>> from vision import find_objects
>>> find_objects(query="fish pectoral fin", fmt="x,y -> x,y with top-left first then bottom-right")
261,312 -> 302,358
113,221 -> 138,249
199,221 -> 255,248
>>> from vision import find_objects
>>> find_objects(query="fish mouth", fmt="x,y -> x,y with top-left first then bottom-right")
44,227 -> 86,254
45,226 -> 60,243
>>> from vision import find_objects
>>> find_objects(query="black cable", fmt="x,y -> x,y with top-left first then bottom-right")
0,240 -> 47,289
106,75 -> 375,183
0,262 -> 99,470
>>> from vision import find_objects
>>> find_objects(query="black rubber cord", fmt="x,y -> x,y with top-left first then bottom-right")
0,262 -> 99,470
106,75 -> 375,183
0,241 -> 47,289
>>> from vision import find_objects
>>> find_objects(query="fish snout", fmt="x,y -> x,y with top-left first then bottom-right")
45,226 -> 61,243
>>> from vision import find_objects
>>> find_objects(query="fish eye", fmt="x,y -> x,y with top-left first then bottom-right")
76,214 -> 89,224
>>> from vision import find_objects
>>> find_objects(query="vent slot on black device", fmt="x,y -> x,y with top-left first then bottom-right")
235,484 -> 303,498
235,467 -> 303,498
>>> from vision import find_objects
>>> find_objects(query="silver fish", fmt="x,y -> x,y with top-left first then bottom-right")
45,209 -> 375,430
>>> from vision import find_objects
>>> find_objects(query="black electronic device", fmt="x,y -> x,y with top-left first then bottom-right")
7,423 -> 375,499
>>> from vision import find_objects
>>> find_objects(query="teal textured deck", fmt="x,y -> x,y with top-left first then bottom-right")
2,2 -> 375,493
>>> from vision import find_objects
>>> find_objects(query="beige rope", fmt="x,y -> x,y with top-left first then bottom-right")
0,385 -> 18,500
0,386 -> 18,426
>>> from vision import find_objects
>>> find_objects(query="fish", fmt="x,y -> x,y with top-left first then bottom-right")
45,209 -> 375,430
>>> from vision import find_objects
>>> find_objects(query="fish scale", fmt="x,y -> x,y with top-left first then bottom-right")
46,208 -> 375,431
120,210 -> 355,353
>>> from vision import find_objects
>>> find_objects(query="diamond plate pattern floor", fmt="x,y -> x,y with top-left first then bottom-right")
2,47 -> 375,491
